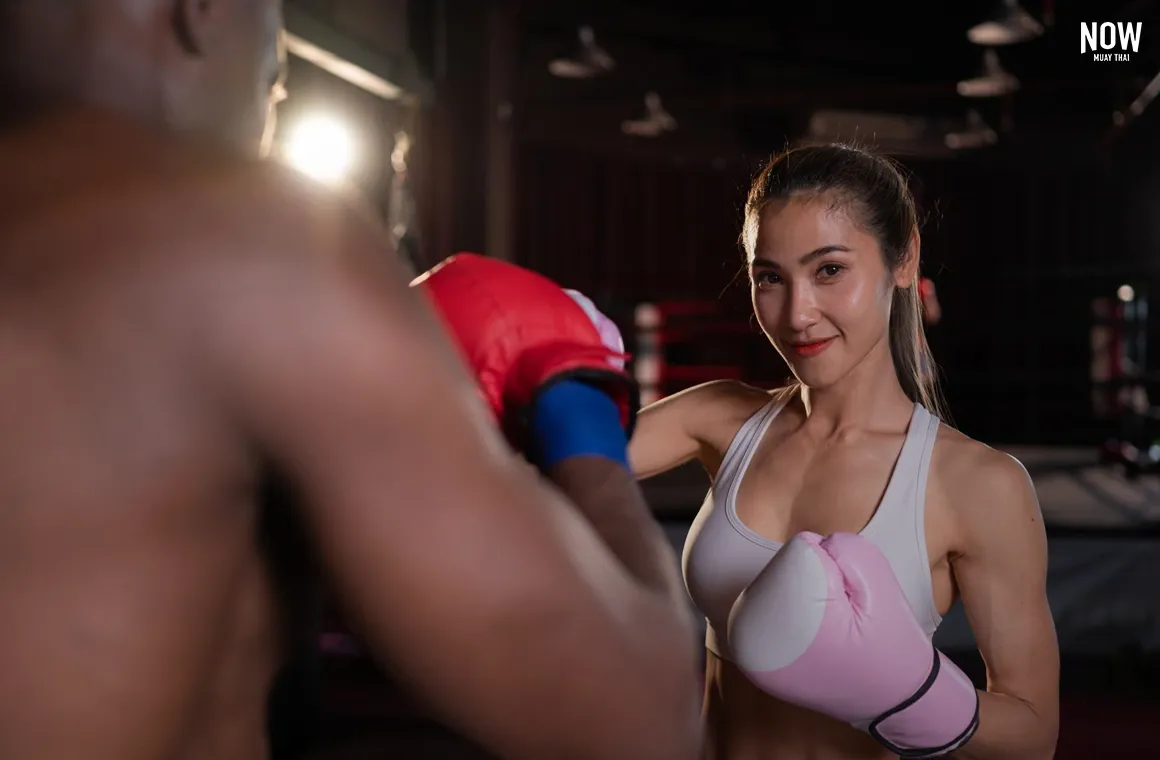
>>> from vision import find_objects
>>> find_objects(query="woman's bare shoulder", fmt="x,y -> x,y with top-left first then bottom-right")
678,379 -> 783,418
930,425 -> 1034,515
682,380 -> 793,449
932,425 -> 1023,475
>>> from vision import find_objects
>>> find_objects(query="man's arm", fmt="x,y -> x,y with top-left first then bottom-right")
206,179 -> 701,760
949,450 -> 1059,760
545,457 -> 687,605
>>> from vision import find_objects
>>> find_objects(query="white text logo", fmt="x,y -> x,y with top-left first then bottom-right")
1081,22 -> 1142,61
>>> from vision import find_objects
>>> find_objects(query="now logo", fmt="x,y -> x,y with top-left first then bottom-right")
1080,21 -> 1143,55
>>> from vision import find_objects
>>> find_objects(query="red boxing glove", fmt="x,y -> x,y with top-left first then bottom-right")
412,253 -> 637,447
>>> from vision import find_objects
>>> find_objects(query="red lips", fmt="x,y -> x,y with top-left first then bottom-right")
787,338 -> 835,358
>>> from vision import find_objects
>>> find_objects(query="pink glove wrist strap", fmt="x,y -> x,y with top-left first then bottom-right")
868,647 -> 980,758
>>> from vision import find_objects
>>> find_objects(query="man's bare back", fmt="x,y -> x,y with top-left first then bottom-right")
0,3 -> 707,757
0,111 -> 314,760
1,92 -> 700,760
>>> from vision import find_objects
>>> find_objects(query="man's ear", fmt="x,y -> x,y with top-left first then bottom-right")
173,0 -> 220,55
894,226 -> 921,288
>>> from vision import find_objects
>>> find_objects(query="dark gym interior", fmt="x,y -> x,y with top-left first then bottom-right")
267,1 -> 1160,757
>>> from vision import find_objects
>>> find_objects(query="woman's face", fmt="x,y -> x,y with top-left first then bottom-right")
748,195 -> 909,390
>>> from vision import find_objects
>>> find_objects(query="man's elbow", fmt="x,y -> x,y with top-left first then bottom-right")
623,622 -> 705,760
506,586 -> 703,760
545,631 -> 702,760
617,681 -> 703,760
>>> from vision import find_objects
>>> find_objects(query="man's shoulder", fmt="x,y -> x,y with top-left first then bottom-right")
107,146 -> 387,289
165,155 -> 349,247
80,146 -> 379,327
51,114 -> 355,253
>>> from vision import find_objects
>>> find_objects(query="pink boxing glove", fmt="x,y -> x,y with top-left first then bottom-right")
563,289 -> 627,371
727,532 -> 978,758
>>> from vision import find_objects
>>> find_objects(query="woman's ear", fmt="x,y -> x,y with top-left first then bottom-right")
894,226 -> 921,288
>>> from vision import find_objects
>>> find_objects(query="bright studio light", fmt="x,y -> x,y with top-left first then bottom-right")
284,115 -> 355,184
1118,285 -> 1136,303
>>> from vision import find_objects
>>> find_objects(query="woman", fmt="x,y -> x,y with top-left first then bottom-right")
630,144 -> 1059,760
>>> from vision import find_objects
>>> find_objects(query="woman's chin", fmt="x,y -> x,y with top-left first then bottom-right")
788,363 -> 839,390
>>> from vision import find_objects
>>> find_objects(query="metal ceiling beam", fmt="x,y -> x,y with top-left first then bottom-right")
282,3 -> 432,102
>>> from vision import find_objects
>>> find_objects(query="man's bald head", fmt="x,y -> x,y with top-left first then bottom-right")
1,0 -> 285,155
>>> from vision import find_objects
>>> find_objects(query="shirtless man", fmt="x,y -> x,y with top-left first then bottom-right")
0,2 -> 701,760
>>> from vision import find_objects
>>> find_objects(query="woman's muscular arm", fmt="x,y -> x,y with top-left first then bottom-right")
630,380 -> 770,480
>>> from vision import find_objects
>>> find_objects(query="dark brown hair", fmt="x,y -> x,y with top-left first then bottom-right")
742,143 -> 948,420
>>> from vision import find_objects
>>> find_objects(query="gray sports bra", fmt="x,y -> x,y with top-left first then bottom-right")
681,397 -> 943,660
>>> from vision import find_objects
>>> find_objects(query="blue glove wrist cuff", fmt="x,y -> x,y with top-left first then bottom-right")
529,380 -> 630,470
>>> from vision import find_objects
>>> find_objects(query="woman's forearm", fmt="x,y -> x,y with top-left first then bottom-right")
952,690 -> 1057,760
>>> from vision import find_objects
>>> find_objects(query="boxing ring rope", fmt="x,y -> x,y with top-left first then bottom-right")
1090,291 -> 1146,419
1089,287 -> 1160,473
634,289 -> 1148,430
633,300 -> 761,406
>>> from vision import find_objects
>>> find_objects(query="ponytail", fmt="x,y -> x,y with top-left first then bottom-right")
890,279 -> 950,422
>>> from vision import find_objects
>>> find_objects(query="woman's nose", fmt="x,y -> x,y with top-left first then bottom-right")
786,282 -> 819,332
